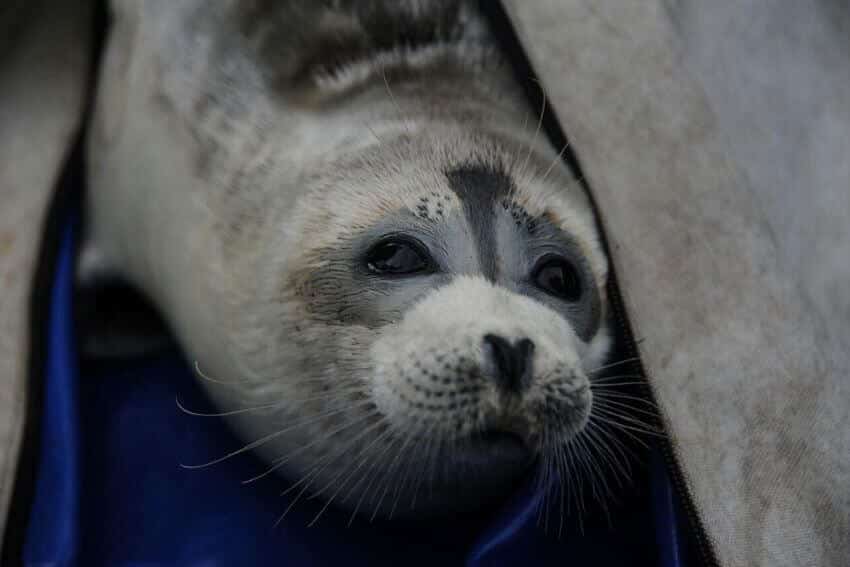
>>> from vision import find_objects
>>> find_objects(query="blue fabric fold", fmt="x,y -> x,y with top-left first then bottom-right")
23,209 -> 682,566
24,216 -> 81,563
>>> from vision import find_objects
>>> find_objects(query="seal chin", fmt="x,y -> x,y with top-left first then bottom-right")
455,429 -> 536,471
431,424 -> 540,505
406,432 -> 537,518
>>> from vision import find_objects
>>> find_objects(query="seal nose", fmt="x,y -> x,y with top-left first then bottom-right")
483,334 -> 535,394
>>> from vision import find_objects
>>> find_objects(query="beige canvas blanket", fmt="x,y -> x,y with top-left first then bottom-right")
0,0 -> 92,546
504,1 -> 849,566
0,1 -> 847,565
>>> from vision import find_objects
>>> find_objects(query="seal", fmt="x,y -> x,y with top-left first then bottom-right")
84,0 -> 612,519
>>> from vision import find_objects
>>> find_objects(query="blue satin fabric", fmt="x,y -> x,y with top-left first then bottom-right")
23,216 -> 81,564
23,211 -> 684,566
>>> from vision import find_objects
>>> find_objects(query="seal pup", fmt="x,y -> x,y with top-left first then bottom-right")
84,0 -> 612,519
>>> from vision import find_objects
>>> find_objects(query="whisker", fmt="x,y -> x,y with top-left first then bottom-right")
587,357 -> 641,376
590,371 -> 644,382
410,430 -> 440,511
546,443 -> 561,536
280,463 -> 322,499
365,124 -> 383,143
272,415 -> 389,528
542,452 -> 553,533
539,141 -> 571,183
556,445 -> 576,539
381,68 -> 411,134
242,408 -> 379,484
180,399 -> 374,470
591,420 -> 648,473
585,431 -> 617,514
594,420 -> 656,447
388,434 -> 423,520
347,432 -> 407,526
427,434 -> 448,503
592,394 -> 659,415
307,418 -> 391,502
386,430 -> 425,520
367,425 -> 424,522
589,410 -> 660,442
573,433 -> 600,508
175,385 -> 365,418
583,426 -> 630,490
590,390 -> 658,408
307,425 -> 396,527
510,110 -> 532,173
542,431 -> 567,533
193,361 -> 371,392
592,402 -> 657,428
563,439 -> 585,534
175,395 -> 283,418
519,83 -> 547,177
534,431 -> 552,526
582,432 -> 617,528
193,360 -> 252,385
585,420 -> 638,470
274,474 -> 316,528
534,451 -> 549,526
300,417 -> 391,497
589,379 -> 648,388
593,397 -> 661,421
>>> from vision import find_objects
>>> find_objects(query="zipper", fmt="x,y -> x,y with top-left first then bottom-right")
483,2 -> 722,566
605,269 -> 720,567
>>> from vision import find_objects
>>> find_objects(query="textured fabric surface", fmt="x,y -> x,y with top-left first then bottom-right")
503,1 -> 850,566
0,0 -> 91,547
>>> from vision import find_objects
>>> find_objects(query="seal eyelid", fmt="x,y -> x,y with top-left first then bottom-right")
363,234 -> 435,277
531,254 -> 583,302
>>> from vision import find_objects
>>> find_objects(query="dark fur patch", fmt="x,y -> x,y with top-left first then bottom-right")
445,164 -> 514,280
235,0 -> 470,88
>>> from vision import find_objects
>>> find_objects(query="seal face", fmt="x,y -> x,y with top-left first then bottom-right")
86,0 -> 611,519
266,132 -> 611,516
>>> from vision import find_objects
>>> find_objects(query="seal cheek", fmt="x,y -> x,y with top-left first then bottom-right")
532,367 -> 593,438
370,328 -> 485,436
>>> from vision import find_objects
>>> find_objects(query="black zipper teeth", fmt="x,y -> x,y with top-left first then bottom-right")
483,2 -> 722,566
606,271 -> 720,567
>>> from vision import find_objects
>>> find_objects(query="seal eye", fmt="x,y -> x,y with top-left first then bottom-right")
365,238 -> 430,276
533,257 -> 582,301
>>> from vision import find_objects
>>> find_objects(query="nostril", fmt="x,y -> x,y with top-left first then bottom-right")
483,334 -> 535,394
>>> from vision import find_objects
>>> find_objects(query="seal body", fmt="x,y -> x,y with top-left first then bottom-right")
86,0 -> 611,517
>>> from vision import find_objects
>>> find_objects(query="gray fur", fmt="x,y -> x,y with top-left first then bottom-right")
86,0 -> 611,519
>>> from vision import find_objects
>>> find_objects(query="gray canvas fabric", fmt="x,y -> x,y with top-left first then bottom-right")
666,0 -> 850,389
503,1 -> 849,565
0,0 -> 92,548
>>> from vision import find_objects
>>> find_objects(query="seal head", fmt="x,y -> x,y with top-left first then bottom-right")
218,128 -> 611,517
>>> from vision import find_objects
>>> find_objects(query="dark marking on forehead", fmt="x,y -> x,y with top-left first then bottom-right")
414,192 -> 451,222
445,164 -> 514,280
501,199 -> 541,236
